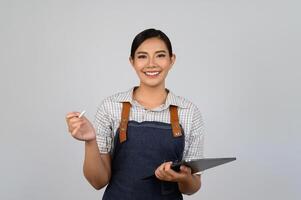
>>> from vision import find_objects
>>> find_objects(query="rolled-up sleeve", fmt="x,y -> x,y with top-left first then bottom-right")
183,105 -> 205,161
94,101 -> 113,154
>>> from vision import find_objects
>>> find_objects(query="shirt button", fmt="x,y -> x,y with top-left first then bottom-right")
144,109 -> 149,120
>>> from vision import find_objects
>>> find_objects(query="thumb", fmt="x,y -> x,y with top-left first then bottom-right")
180,165 -> 191,174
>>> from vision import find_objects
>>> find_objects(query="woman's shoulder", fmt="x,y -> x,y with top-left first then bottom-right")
96,89 -> 132,113
168,90 -> 200,112
104,90 -> 129,103
169,92 -> 205,128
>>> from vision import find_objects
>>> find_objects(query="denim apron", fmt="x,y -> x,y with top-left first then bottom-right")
102,102 -> 184,200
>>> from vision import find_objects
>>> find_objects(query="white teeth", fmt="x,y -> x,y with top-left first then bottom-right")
145,71 -> 160,76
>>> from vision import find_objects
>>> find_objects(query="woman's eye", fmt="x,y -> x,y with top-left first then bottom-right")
137,55 -> 147,59
157,54 -> 166,58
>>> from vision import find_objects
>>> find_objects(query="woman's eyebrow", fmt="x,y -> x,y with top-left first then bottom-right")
136,50 -> 167,54
155,50 -> 167,54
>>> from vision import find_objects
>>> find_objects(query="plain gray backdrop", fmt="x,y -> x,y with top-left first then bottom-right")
1,0 -> 300,199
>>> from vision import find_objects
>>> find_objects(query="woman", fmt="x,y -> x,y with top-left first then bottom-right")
66,28 -> 205,200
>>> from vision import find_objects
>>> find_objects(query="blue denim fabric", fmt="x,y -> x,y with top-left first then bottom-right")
102,120 -> 184,200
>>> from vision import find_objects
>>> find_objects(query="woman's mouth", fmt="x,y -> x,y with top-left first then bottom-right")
144,71 -> 161,78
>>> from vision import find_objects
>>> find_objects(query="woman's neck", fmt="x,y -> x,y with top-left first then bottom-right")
133,84 -> 168,110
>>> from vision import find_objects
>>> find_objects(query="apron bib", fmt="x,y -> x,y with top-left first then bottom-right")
103,102 -> 184,200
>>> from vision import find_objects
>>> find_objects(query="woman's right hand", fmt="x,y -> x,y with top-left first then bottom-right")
65,112 -> 96,141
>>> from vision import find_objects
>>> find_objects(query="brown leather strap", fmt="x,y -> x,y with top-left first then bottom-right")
169,105 -> 182,137
119,102 -> 131,143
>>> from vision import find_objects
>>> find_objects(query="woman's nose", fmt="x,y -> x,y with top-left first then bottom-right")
148,56 -> 157,67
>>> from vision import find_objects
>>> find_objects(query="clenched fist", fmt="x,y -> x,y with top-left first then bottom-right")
65,112 -> 96,141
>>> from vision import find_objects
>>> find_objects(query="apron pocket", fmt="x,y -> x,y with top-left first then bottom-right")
161,181 -> 178,195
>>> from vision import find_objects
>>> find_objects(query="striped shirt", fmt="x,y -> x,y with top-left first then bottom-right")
94,87 -> 205,161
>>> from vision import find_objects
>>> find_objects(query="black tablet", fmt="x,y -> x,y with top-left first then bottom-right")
143,157 -> 236,180
171,157 -> 237,174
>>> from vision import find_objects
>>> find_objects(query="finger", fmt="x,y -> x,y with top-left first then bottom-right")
67,120 -> 82,134
66,119 -> 82,133
163,162 -> 172,171
164,165 -> 191,182
67,120 -> 77,132
180,165 -> 191,174
155,163 -> 166,179
66,115 -> 78,124
71,121 -> 83,131
66,112 -> 81,120
67,123 -> 74,133
66,112 -> 79,119
164,165 -> 179,178
71,126 -> 81,137
161,162 -> 174,181
69,117 -> 83,124
158,163 -> 165,175
155,170 -> 164,180
163,162 -> 176,174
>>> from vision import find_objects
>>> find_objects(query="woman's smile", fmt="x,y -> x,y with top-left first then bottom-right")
143,70 -> 161,78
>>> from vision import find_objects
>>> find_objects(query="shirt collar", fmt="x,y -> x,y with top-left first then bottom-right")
114,86 -> 189,109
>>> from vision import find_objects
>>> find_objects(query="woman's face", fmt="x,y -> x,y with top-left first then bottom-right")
130,37 -> 175,88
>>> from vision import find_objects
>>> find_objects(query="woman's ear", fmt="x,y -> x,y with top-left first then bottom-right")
129,56 -> 134,67
170,54 -> 176,67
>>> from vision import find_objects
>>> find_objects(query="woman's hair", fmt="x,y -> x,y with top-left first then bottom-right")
130,28 -> 173,59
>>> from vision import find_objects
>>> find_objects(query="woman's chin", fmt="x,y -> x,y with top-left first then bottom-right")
140,80 -> 165,88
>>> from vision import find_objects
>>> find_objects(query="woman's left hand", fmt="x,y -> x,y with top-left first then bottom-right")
154,161 -> 192,182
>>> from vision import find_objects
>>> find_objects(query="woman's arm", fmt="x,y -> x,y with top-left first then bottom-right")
83,139 -> 111,190
66,111 -> 111,190
177,167 -> 201,195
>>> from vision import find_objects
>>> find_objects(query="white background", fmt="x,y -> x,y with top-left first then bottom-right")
1,0 -> 300,199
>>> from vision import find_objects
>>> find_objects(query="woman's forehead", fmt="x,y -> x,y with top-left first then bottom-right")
136,38 -> 168,52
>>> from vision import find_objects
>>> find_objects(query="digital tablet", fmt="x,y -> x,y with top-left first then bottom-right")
142,157 -> 236,179
171,157 -> 237,174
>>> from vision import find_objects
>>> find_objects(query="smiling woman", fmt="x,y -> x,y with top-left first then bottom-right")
65,28 -> 205,200
130,37 -> 175,91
